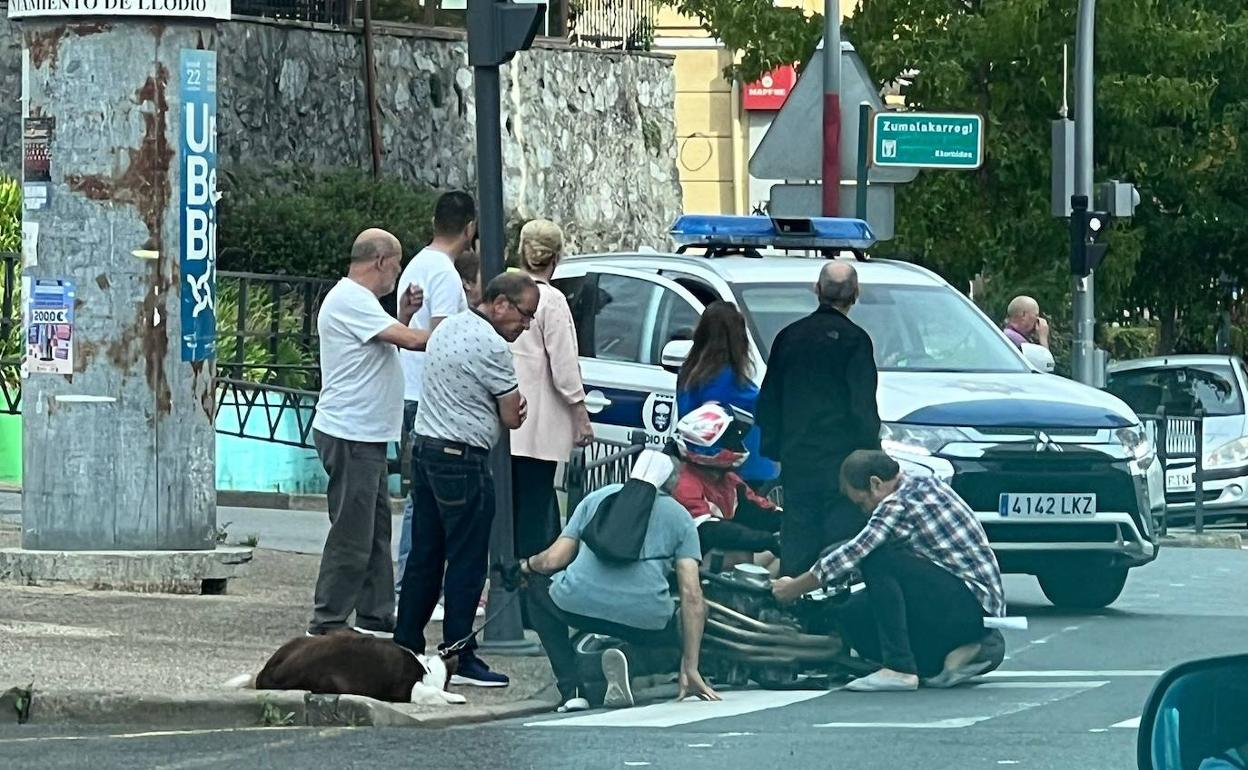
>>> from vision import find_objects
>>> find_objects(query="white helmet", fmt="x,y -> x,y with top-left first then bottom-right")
674,402 -> 753,470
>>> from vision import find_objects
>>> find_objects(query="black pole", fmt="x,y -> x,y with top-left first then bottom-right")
472,59 -> 539,655
1194,406 -> 1205,535
855,102 -> 870,220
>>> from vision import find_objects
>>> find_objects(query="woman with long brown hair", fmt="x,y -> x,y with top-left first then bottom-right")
676,301 -> 778,485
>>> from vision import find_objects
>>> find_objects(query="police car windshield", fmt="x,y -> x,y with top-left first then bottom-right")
737,282 -> 1029,373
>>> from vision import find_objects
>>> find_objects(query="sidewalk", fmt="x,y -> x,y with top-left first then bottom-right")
0,513 -> 560,728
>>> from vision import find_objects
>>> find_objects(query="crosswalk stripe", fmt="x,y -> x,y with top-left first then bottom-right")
815,717 -> 988,729
1111,717 -> 1142,729
973,681 -> 1108,689
983,670 -> 1163,678
525,690 -> 826,729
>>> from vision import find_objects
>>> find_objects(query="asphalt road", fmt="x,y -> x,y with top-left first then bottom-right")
2,546 -> 1246,770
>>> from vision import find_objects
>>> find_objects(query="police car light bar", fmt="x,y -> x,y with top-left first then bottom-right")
669,215 -> 877,251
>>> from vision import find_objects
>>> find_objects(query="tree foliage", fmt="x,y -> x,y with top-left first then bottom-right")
677,0 -> 1248,354
655,0 -> 823,82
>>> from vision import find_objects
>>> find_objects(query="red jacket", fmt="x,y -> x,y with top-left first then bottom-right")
672,464 -> 778,522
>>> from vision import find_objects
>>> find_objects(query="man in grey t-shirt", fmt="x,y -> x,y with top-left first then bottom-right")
519,450 -> 721,711
394,272 -> 538,689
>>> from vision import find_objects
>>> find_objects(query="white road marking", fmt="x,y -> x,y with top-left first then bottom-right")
526,690 -> 826,729
983,670 -> 1163,678
972,681 -> 1108,689
687,743 -> 714,748
815,717 -> 989,729
1112,717 -> 1142,729
0,726 -> 309,745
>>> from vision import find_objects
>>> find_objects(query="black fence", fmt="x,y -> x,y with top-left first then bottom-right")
0,253 -> 19,415
1142,408 -> 1209,535
217,270 -> 334,392
568,0 -> 656,51
563,431 -> 647,512
233,0 -> 354,25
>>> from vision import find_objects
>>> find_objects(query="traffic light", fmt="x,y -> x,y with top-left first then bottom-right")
1070,194 -> 1111,277
467,0 -> 545,67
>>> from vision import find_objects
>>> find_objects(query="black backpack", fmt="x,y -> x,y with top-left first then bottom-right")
581,442 -> 679,564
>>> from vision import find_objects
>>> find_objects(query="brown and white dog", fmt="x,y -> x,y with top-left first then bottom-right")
225,631 -> 466,706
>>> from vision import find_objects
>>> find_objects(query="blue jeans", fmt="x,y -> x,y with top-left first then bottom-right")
394,437 -> 495,655
394,400 -> 419,593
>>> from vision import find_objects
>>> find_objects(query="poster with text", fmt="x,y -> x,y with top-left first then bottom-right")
24,278 -> 74,375
179,48 -> 218,362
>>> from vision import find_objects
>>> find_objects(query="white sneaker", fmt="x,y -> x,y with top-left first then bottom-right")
556,696 -> 590,713
431,603 -> 445,622
601,648 -> 635,708
476,600 -> 486,618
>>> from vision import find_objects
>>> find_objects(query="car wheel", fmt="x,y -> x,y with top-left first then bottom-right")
1037,565 -> 1129,609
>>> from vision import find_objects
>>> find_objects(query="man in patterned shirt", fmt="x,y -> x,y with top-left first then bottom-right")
773,450 -> 1006,692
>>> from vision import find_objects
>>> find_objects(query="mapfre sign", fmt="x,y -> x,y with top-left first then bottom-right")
743,65 -> 797,111
8,0 -> 230,20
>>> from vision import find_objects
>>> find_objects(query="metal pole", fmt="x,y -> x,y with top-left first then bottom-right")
362,0 -> 384,179
1156,407 -> 1168,538
855,102 -> 870,220
472,58 -> 539,654
821,0 -> 842,216
1194,406 -> 1205,535
1071,0 -> 1096,384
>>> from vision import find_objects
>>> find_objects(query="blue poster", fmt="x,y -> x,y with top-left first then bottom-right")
179,49 -> 218,362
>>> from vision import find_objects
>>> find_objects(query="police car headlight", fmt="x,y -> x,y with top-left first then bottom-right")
1116,425 -> 1155,468
880,424 -> 968,457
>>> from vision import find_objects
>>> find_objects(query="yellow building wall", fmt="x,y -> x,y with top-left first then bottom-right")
658,0 -> 859,215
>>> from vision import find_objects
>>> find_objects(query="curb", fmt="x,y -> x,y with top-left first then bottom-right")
1160,532 -> 1243,549
2,687 -> 557,729
216,490 -> 405,515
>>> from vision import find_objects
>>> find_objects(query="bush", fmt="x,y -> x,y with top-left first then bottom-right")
1103,325 -> 1158,362
217,167 -> 440,280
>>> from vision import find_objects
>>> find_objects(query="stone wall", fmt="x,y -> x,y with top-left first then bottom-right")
0,17 -> 683,253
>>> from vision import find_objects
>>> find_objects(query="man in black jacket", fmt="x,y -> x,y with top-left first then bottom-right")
757,261 -> 882,576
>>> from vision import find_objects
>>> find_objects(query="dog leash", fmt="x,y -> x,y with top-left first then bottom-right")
439,589 -> 522,659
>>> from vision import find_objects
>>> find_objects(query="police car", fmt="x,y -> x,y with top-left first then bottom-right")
551,215 -> 1163,609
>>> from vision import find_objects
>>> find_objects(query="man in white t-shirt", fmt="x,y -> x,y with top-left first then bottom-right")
308,228 -> 429,637
394,192 -> 476,596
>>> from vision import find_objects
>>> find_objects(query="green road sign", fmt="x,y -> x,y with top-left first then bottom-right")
872,112 -> 984,170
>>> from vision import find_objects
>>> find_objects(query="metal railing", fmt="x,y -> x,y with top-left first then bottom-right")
0,253 -> 20,415
232,0 -> 354,25
563,430 -> 648,513
217,270 -> 334,392
568,0 -> 656,51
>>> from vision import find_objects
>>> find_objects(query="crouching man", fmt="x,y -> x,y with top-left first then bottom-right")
518,448 -> 722,712
773,450 -> 1007,691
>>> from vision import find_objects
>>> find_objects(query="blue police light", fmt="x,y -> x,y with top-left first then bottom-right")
670,215 -> 877,251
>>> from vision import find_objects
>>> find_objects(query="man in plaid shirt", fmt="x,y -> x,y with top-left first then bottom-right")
773,450 -> 1006,691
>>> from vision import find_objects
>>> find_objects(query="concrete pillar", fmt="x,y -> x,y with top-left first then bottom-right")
17,21 -> 219,551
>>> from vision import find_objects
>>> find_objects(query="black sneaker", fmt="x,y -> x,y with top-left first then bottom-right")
451,654 -> 510,688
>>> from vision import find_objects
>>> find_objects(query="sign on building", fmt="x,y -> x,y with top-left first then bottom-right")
7,0 -> 230,20
743,66 -> 797,111
872,112 -> 984,170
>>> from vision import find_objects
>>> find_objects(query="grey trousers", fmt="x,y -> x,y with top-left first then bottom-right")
309,429 -> 395,633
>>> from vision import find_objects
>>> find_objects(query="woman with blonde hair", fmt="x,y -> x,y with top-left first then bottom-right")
510,219 -> 595,561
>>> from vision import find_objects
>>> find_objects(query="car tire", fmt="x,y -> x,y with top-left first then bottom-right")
1038,566 -> 1129,609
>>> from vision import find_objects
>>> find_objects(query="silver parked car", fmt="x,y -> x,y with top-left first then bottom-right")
1107,354 -> 1248,525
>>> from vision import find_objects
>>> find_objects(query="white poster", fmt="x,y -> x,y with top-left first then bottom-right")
24,277 -> 75,376
21,221 -> 38,267
8,0 -> 230,21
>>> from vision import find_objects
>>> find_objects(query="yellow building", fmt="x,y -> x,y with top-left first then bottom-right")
653,0 -> 858,215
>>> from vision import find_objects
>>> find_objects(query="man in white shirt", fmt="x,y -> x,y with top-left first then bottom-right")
394,192 -> 476,597
308,229 -> 428,637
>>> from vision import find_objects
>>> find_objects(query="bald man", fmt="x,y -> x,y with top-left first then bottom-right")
308,229 -> 429,637
1003,296 -> 1050,350
757,261 -> 883,576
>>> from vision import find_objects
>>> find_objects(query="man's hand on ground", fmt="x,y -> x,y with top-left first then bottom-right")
676,667 -> 721,703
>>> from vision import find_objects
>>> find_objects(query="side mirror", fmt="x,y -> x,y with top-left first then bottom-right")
660,340 -> 693,373
1139,654 -> 1248,769
1020,342 -> 1056,374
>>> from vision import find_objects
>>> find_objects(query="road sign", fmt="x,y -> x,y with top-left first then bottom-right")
872,112 -> 984,170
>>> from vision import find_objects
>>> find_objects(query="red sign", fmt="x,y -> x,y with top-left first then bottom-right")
743,66 -> 797,111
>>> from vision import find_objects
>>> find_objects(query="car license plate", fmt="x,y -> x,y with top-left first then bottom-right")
1166,468 -> 1194,489
998,493 -> 1097,517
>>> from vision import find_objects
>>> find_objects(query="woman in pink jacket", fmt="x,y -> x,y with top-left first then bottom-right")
510,219 -> 595,559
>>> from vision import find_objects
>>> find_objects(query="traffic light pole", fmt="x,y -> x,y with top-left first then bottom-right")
820,0 -> 841,216
467,0 -> 543,655
1071,0 -> 1096,385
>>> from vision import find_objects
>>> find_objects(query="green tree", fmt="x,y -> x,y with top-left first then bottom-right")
665,0 -> 1248,355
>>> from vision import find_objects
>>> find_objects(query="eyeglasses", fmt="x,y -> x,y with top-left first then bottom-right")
510,299 -> 537,321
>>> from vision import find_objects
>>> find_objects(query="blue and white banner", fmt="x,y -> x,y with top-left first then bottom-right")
179,48 -> 218,362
